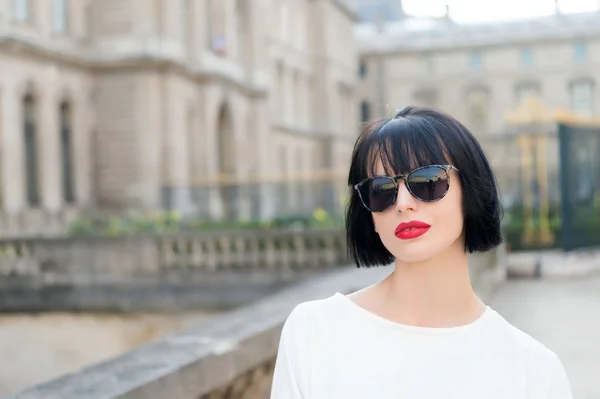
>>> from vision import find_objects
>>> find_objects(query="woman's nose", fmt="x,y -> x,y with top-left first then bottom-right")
395,180 -> 417,212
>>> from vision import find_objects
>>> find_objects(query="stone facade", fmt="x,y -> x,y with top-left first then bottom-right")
356,11 -> 600,137
0,0 -> 359,236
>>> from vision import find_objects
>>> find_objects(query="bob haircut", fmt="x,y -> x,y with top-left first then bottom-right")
346,106 -> 503,268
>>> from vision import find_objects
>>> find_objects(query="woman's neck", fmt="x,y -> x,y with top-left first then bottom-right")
363,244 -> 485,328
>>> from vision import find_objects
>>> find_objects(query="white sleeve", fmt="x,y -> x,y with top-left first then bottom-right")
270,306 -> 308,399
546,354 -> 573,399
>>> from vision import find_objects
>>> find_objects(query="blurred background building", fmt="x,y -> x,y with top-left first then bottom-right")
0,0 -> 358,236
355,2 -> 599,131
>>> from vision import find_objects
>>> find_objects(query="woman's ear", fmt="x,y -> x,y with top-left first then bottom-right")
372,215 -> 378,233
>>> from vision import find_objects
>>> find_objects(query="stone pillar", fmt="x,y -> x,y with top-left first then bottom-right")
232,95 -> 251,220
160,77 -> 195,216
253,99 -> 276,220
40,83 -> 62,213
2,88 -> 25,213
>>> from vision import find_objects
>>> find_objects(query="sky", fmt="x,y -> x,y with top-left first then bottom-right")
402,0 -> 600,23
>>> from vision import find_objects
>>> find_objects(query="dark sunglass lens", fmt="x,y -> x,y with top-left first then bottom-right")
360,177 -> 397,212
407,166 -> 449,201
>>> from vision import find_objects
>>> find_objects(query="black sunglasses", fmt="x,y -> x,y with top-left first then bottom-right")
353,165 -> 460,213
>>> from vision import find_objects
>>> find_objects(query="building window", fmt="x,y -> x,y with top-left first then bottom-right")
520,48 -> 533,67
52,0 -> 67,32
574,42 -> 588,63
359,60 -> 367,79
13,0 -> 29,22
469,51 -> 483,71
360,101 -> 371,122
515,82 -> 541,105
466,88 -> 490,135
60,102 -> 75,203
570,80 -> 594,117
23,94 -> 39,207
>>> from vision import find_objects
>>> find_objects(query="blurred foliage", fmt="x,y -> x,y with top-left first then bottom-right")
502,197 -> 600,251
67,208 -> 345,237
502,203 -> 562,252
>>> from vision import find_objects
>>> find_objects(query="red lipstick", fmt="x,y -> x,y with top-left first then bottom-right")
394,220 -> 431,240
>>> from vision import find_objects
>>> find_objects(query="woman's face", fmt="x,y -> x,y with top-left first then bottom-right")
371,159 -> 465,263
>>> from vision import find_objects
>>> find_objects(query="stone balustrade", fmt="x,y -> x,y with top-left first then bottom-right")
0,208 -> 80,238
0,229 -> 348,277
0,229 -> 350,311
6,247 -> 507,399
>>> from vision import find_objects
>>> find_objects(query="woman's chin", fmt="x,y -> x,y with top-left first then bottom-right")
389,245 -> 438,264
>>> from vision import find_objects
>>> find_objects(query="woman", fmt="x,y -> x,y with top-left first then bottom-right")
270,106 -> 573,399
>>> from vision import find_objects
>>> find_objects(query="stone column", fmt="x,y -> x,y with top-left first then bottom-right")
160,78 -> 195,216
0,89 -> 26,215
40,80 -> 62,213
137,73 -> 163,210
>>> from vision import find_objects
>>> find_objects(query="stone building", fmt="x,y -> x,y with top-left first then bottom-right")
0,0 -> 359,236
356,9 -> 600,135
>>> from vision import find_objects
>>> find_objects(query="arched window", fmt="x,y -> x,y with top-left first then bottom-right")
60,101 -> 75,203
23,93 -> 39,206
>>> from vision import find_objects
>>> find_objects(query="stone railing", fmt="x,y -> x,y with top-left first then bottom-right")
0,207 -> 80,238
6,247 -> 507,399
0,229 -> 348,277
0,229 -> 350,311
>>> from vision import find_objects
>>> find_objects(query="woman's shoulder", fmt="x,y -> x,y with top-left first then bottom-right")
489,310 -> 568,381
281,293 -> 346,338
285,293 -> 344,324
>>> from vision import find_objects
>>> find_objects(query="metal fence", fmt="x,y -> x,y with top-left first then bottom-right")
558,123 -> 600,250
481,121 -> 600,252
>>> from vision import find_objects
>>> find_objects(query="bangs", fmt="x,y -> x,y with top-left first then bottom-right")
349,118 -> 453,184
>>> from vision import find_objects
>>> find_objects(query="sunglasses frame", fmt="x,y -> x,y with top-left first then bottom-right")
353,164 -> 460,213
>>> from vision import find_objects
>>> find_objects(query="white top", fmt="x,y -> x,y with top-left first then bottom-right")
270,292 -> 573,399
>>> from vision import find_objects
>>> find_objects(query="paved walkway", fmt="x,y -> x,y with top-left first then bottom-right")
491,273 -> 600,399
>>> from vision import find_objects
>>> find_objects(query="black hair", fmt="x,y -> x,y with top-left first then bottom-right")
346,106 -> 503,268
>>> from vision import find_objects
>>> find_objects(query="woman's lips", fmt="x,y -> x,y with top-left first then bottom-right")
395,221 -> 431,240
